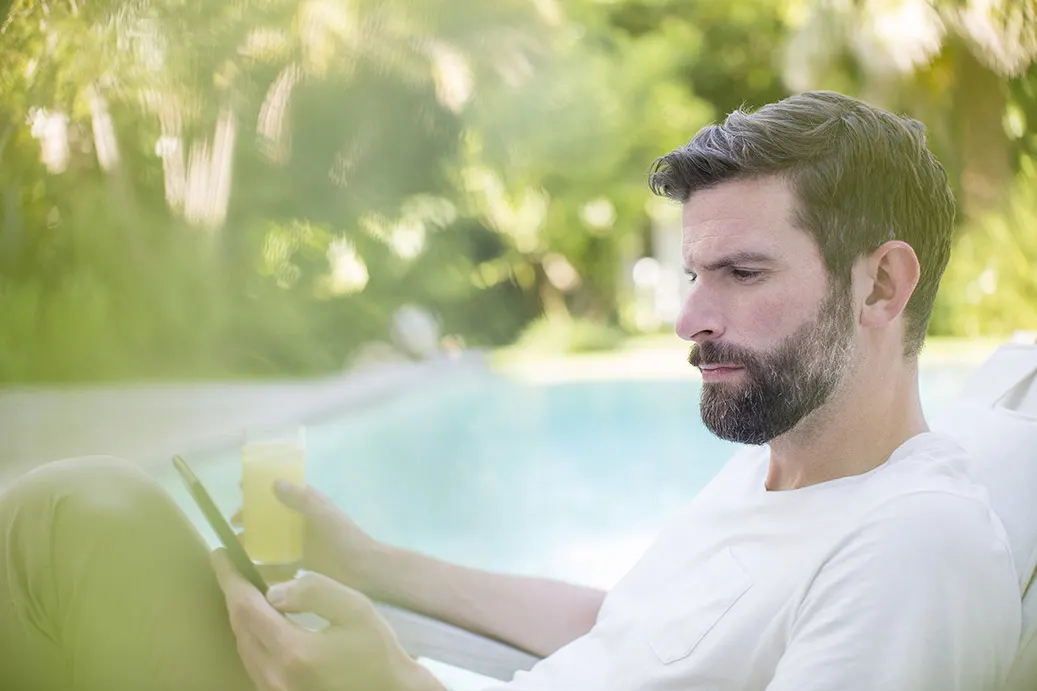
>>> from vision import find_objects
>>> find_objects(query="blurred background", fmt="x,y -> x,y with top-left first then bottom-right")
2,4 -> 1035,685
1,0 -> 1035,384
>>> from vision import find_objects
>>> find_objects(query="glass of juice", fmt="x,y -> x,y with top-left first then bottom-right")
241,425 -> 306,566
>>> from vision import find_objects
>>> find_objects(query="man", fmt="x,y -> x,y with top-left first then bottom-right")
0,90 -> 1022,691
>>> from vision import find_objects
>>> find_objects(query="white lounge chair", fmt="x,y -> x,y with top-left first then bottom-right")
376,338 -> 1037,690
932,339 -> 1037,691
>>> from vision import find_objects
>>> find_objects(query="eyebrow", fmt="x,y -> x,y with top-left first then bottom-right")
683,251 -> 776,274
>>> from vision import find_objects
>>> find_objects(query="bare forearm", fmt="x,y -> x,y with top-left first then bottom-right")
364,545 -> 606,658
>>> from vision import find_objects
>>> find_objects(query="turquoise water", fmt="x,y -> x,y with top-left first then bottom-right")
154,361 -> 975,591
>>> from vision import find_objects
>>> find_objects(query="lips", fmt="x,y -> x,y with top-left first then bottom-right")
698,363 -> 746,382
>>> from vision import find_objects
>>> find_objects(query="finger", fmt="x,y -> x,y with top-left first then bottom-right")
265,572 -> 372,627
272,480 -> 332,518
211,549 -> 289,649
213,551 -> 293,691
230,620 -> 271,686
211,549 -> 270,654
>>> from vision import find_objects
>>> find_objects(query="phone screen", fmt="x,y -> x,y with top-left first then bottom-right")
173,455 -> 269,595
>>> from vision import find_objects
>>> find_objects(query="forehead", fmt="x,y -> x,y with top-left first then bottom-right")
681,176 -> 819,267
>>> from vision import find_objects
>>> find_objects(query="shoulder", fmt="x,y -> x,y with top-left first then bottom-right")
804,433 -> 1019,609
852,490 -> 1012,569
776,488 -> 1022,691
850,432 -> 1011,563
805,489 -> 1020,623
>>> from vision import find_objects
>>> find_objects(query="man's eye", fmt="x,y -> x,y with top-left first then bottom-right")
685,272 -> 698,284
731,269 -> 761,282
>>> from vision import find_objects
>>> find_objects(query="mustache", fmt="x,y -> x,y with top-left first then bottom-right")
688,341 -> 759,369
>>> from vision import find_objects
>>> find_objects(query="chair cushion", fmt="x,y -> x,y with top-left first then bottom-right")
930,345 -> 1037,640
935,398 -> 1037,591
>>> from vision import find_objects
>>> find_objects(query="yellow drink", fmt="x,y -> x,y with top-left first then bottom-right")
242,439 -> 305,564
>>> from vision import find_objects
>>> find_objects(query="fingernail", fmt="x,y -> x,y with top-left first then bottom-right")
274,479 -> 295,494
266,583 -> 289,607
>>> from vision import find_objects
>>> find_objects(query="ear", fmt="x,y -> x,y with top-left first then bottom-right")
858,240 -> 920,330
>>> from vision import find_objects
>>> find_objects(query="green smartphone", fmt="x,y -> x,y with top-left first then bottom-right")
173,455 -> 269,595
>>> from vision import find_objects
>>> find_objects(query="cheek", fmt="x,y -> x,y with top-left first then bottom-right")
742,298 -> 785,340
730,284 -> 814,343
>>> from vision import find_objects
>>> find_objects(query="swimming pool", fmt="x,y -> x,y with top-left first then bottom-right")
153,359 -> 976,590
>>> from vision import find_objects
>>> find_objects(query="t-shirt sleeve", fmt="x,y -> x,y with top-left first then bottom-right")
766,491 -> 1021,691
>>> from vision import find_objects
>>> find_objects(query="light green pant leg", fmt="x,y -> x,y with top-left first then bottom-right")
0,456 -> 254,691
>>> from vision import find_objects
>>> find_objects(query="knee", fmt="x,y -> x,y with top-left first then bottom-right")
0,455 -> 168,525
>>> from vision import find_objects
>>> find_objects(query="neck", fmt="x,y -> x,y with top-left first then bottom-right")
764,350 -> 929,491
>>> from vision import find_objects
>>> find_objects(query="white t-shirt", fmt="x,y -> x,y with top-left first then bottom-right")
493,432 -> 1022,691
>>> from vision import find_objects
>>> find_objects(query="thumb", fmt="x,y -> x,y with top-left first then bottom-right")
266,572 -> 370,626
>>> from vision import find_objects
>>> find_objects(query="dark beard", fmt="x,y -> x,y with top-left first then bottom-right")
688,284 -> 856,445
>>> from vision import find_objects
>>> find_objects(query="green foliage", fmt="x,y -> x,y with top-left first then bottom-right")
1,0 -> 1035,383
934,159 -> 1037,337
0,184 -> 226,381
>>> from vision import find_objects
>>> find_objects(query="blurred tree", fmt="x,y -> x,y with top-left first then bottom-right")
455,0 -> 791,335
785,0 -> 1037,218
937,155 -> 1037,337
0,0 -> 649,379
1,0 -> 1032,381
784,0 -> 1037,337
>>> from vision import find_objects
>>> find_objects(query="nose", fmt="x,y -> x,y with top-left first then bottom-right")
675,285 -> 725,343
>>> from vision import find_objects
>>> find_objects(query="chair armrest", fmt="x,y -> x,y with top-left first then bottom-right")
374,602 -> 542,682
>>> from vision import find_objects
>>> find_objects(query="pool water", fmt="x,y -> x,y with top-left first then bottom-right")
154,361 -> 975,591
